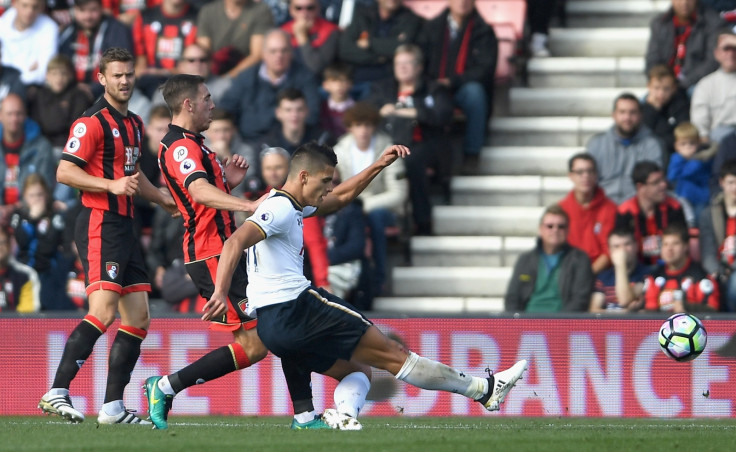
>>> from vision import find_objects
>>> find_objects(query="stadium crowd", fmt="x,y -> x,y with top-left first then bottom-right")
0,0 -> 735,315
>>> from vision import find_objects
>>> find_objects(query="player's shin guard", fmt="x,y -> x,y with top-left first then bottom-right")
51,315 -> 107,389
334,372 -> 370,418
281,359 -> 314,414
395,352 -> 487,400
104,325 -> 147,403
168,343 -> 251,394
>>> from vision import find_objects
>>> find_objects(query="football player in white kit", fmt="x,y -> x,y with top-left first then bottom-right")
208,142 -> 528,422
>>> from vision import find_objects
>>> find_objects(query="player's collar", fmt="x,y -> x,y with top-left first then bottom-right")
272,189 -> 303,211
168,124 -> 205,142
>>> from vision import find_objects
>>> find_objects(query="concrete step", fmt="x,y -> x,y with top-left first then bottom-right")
509,87 -> 647,117
549,28 -> 650,57
450,175 -> 571,206
489,117 -> 609,147
527,57 -> 646,88
433,205 -> 544,236
410,235 -> 535,267
480,146 -> 584,176
565,0 -> 667,27
372,296 -> 505,314
391,266 -> 512,297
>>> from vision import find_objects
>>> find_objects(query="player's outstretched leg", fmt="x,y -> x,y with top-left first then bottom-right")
474,359 -> 528,411
144,376 -> 173,429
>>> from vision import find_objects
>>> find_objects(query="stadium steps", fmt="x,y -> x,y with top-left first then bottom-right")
548,28 -> 650,57
432,206 -> 544,236
410,236 -> 535,267
479,146 -> 584,175
509,87 -> 647,117
527,57 -> 646,88
488,118 -> 608,147
372,296 -> 505,314
391,267 -> 512,297
565,0 -> 669,27
450,175 -> 571,206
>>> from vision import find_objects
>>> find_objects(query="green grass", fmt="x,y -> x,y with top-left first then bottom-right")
1,416 -> 735,452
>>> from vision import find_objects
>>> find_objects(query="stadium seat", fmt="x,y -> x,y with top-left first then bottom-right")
476,0 -> 526,40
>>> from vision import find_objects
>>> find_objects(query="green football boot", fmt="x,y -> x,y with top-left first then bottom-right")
143,376 -> 173,429
290,414 -> 333,430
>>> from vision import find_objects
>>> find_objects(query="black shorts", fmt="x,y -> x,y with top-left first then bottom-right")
185,255 -> 255,331
75,207 -> 150,296
256,287 -> 373,373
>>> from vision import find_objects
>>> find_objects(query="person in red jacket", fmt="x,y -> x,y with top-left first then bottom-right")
559,153 -> 618,273
644,223 -> 720,312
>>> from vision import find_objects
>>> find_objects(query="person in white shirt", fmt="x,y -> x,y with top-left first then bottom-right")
0,0 -> 58,85
210,141 -> 529,419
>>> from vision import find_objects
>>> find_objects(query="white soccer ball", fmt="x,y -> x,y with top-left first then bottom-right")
658,313 -> 707,362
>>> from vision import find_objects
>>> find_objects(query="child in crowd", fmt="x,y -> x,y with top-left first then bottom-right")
667,122 -> 717,221
320,62 -> 355,140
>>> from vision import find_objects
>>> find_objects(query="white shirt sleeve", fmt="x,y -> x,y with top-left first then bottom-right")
248,197 -> 294,238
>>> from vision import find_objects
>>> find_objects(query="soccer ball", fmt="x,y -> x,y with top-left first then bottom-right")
658,313 -> 707,362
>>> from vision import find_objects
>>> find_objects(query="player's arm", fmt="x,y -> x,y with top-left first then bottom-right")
135,165 -> 180,217
222,154 -> 250,190
57,160 -> 139,195
204,221 -> 266,321
315,144 -> 410,216
188,178 -> 260,212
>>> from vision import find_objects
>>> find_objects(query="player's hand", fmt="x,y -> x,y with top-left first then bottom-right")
224,154 -> 249,188
109,173 -> 139,196
378,145 -> 410,167
202,291 -> 228,321
158,188 -> 181,218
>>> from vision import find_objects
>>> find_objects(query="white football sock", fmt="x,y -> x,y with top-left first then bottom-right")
158,376 -> 176,395
334,372 -> 370,418
395,352 -> 488,400
48,388 -> 69,397
294,410 -> 317,423
101,400 -> 125,416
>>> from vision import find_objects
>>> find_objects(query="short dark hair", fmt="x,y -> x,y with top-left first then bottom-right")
99,47 -> 134,74
343,102 -> 381,128
289,141 -> 338,177
567,153 -> 597,172
662,223 -> 689,244
162,74 -> 205,115
74,0 -> 102,8
720,159 -> 736,179
539,204 -> 569,226
608,225 -> 635,242
323,62 -> 353,81
613,92 -> 641,112
149,104 -> 172,122
277,88 -> 306,105
631,160 -> 662,186
647,64 -> 676,82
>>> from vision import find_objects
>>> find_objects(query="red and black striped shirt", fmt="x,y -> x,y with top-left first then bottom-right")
615,196 -> 687,265
159,124 -> 236,263
132,4 -> 197,70
61,97 -> 144,217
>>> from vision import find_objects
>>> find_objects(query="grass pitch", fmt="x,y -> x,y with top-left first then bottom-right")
1,416 -> 734,452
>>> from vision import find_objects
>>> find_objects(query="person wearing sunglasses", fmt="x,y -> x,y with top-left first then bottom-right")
281,0 -> 339,76
504,204 -> 594,313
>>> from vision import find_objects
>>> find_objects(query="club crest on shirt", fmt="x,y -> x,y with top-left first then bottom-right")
173,146 -> 188,162
106,262 -> 119,280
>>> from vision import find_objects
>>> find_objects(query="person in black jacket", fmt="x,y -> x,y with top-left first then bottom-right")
419,0 -> 498,174
337,0 -> 422,94
367,44 -> 453,235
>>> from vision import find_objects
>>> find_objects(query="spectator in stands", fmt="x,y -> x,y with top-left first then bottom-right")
586,93 -> 665,204
558,153 -> 618,274
700,158 -> 736,311
26,55 -> 94,151
196,0 -> 274,78
220,29 -> 321,140
589,227 -> 647,313
527,0 -> 557,57
0,0 -> 58,85
320,0 -> 375,27
58,0 -> 134,97
134,104 -> 170,236
282,0 -> 339,76
102,0 -> 156,26
9,174 -> 70,311
259,88 -> 330,153
645,0 -> 723,92
616,160 -> 687,265
204,108 -> 259,199
642,64 -> 690,153
691,25 -> 736,144
419,0 -> 498,175
333,102 -> 407,294
132,0 -> 198,98
0,94 -> 55,224
320,62 -> 355,140
0,224 -> 39,312
667,121 -> 716,220
367,44 -> 453,236
711,130 -> 736,190
504,204 -> 593,313
643,223 -> 720,312
0,47 -> 25,101
338,0 -> 422,91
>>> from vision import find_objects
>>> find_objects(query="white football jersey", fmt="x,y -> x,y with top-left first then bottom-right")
243,189 -> 317,315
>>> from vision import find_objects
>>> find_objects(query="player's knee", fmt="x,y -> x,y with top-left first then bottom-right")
235,329 -> 268,363
89,309 -> 116,327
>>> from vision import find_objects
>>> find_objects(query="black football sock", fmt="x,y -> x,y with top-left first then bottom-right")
169,343 -> 251,394
51,315 -> 106,389
104,325 -> 146,404
281,359 -> 314,414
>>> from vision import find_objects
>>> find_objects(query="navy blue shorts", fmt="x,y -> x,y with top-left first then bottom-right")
256,287 -> 373,373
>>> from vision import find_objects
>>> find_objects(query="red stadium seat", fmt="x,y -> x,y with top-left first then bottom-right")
476,0 -> 526,40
